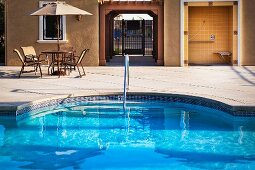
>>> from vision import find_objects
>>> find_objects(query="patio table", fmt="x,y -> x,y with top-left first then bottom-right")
41,50 -> 69,78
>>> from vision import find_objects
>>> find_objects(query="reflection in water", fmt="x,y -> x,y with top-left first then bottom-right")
125,107 -> 131,134
0,145 -> 106,169
0,111 -> 106,169
0,102 -> 255,169
0,125 -> 4,146
180,111 -> 190,140
39,116 -> 45,138
61,112 -> 67,138
238,126 -> 243,145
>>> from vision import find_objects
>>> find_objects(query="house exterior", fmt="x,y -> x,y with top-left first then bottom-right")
4,0 -> 255,66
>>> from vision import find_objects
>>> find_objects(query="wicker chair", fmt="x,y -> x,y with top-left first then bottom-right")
14,49 -> 42,78
63,49 -> 89,78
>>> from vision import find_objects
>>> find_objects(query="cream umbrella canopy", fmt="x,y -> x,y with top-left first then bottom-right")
30,1 -> 92,50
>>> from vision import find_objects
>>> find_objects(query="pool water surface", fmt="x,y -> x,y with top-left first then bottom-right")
0,100 -> 255,169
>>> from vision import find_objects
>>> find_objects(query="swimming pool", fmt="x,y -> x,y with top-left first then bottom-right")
0,97 -> 255,169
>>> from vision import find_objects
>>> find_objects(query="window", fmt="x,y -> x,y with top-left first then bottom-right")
38,1 -> 67,43
43,15 -> 63,40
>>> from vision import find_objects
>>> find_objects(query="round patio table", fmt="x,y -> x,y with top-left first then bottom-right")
41,50 -> 69,78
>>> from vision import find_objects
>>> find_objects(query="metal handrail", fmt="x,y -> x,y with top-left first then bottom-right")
123,54 -> 129,109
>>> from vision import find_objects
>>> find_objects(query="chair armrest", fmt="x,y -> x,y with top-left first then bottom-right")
38,53 -> 46,57
38,53 -> 50,62
25,54 -> 35,59
25,54 -> 38,62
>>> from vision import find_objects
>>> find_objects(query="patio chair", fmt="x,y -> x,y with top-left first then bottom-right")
61,46 -> 76,70
21,46 -> 50,73
63,49 -> 89,78
13,49 -> 42,78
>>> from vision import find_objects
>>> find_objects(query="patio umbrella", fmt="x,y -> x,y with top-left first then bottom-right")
30,1 -> 92,50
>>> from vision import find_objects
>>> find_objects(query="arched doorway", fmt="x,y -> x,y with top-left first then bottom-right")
99,1 -> 164,66
108,12 -> 156,66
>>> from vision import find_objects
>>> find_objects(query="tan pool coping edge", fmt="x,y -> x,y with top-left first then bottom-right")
1,92 -> 255,116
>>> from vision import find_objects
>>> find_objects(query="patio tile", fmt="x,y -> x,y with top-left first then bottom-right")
0,66 -> 254,109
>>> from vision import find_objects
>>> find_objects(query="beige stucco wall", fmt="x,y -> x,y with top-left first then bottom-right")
164,0 -> 180,66
5,0 -> 255,66
6,0 -> 99,66
241,0 -> 255,65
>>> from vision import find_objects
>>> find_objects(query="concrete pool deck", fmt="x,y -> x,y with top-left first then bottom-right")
0,66 -> 254,114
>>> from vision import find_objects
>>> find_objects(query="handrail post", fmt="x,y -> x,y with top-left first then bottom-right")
123,54 -> 129,110
127,55 -> 129,90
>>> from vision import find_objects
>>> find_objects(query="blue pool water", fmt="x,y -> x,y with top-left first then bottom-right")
0,100 -> 255,170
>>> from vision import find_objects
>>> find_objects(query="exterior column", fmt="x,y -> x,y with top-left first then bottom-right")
184,3 -> 189,66
232,3 -> 238,66
99,5 -> 106,66
156,5 -> 164,66
105,14 -> 110,62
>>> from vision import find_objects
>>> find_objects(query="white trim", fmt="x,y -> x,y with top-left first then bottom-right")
37,40 -> 68,43
63,17 -> 67,40
180,0 -> 241,67
38,1 -> 67,42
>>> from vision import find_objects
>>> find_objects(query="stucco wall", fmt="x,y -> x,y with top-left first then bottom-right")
241,0 -> 255,65
5,0 -> 255,66
164,0 -> 180,66
6,0 -> 99,66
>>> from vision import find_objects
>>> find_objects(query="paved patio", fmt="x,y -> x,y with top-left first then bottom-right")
0,66 -> 254,112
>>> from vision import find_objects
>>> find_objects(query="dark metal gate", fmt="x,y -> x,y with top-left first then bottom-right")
114,19 -> 153,56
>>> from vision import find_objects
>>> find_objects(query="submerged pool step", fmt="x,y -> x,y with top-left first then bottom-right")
53,111 -> 145,119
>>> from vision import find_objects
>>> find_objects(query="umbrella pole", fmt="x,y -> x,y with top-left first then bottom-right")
57,15 -> 60,51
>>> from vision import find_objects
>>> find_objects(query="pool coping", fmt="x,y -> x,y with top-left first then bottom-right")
1,92 -> 255,117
